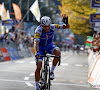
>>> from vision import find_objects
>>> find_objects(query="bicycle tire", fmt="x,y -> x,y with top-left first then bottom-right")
48,67 -> 51,90
44,65 -> 48,90
39,69 -> 45,90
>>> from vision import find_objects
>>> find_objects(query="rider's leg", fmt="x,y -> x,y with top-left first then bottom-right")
35,61 -> 42,90
51,48 -> 61,74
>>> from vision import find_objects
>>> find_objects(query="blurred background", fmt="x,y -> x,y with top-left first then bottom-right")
0,0 -> 97,51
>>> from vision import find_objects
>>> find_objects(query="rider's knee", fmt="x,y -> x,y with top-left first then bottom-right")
53,48 -> 61,56
36,62 -> 42,72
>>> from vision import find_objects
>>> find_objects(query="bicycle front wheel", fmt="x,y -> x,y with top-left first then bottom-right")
47,67 -> 51,90
44,66 -> 51,90
44,65 -> 48,90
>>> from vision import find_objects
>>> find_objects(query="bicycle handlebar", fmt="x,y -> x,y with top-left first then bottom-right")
40,54 -> 61,66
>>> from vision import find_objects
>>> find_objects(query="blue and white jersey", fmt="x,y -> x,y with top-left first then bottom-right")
34,24 -> 63,46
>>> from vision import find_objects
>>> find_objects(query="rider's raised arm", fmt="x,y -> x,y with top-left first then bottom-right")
51,14 -> 70,30
50,24 -> 63,30
62,14 -> 70,29
63,23 -> 70,29
50,23 -> 70,30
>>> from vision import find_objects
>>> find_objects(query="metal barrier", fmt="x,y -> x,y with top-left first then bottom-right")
88,50 -> 100,89
0,40 -> 35,62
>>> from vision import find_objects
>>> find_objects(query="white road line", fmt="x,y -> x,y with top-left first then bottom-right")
24,77 -> 29,80
61,63 -> 69,66
75,64 -> 83,67
52,82 -> 89,87
0,70 -> 32,74
0,62 -> 10,64
15,61 -> 25,63
0,79 -> 89,87
30,61 -> 36,64
0,79 -> 33,83
30,73 -> 34,76
25,82 -> 34,87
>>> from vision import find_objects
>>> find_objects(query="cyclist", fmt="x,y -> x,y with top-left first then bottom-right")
34,14 -> 70,90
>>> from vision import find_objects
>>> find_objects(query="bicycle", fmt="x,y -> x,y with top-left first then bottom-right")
37,51 -> 61,90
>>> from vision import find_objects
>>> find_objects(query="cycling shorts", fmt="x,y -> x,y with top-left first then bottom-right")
35,43 -> 58,62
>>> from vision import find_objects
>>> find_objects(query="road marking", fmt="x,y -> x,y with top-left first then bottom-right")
0,79 -> 89,87
30,73 -> 34,76
79,81 -> 84,83
54,79 -> 66,82
52,82 -> 90,87
15,61 -> 25,63
75,64 -> 83,67
69,80 -> 75,82
29,61 -> 87,67
30,61 -> 36,64
61,63 -> 69,66
25,82 -> 34,87
0,79 -> 33,83
24,77 -> 29,80
0,62 -> 10,64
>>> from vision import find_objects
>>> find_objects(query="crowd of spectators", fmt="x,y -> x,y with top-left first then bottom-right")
91,31 -> 100,52
85,31 -> 100,53
0,30 -> 34,48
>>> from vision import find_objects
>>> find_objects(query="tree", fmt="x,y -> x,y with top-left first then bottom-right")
58,0 -> 97,35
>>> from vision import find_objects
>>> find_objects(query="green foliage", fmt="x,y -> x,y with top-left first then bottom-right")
58,0 -> 97,36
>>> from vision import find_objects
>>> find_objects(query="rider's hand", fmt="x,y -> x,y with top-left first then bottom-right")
35,51 -> 41,59
62,14 -> 68,25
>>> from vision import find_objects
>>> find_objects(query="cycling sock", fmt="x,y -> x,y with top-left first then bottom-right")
35,82 -> 39,89
51,65 -> 55,73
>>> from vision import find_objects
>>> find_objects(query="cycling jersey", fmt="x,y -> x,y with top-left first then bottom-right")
34,24 -> 63,46
34,24 -> 63,61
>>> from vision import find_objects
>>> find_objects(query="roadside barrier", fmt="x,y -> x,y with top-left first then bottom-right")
0,47 -> 35,62
7,48 -> 20,60
0,50 -> 5,62
0,48 -> 11,61
88,50 -> 100,89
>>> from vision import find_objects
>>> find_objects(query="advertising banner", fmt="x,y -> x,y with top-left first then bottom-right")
90,14 -> 100,23
0,50 -> 4,62
7,48 -> 20,60
88,56 -> 100,85
2,20 -> 15,26
91,0 -> 100,8
0,48 -> 11,61
13,48 -> 20,60
90,23 -> 100,28
7,48 -> 16,60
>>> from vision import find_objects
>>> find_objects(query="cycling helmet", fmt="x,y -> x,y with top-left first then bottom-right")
41,16 -> 51,26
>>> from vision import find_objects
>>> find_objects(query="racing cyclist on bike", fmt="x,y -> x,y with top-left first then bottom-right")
34,14 -> 70,90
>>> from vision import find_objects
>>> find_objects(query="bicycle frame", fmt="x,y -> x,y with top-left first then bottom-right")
39,53 -> 61,90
